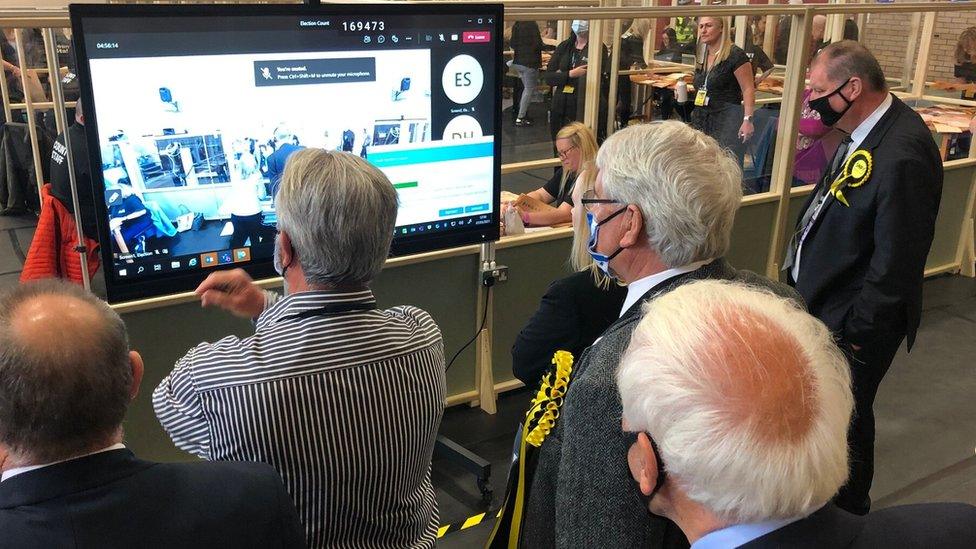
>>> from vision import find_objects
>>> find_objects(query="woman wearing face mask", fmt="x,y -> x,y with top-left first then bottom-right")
544,20 -> 610,143
690,16 -> 756,165
511,161 -> 627,387
519,122 -> 597,227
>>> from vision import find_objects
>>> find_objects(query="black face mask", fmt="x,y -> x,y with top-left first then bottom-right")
625,431 -> 668,513
808,78 -> 853,127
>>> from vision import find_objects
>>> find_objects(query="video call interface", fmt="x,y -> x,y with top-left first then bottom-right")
78,10 -> 499,289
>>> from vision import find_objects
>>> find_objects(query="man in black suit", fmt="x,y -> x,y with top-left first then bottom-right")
0,280 -> 305,549
783,41 -> 943,515
621,280 -> 976,549
521,121 -> 800,548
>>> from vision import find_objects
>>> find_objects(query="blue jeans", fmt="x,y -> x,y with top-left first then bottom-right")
511,63 -> 538,119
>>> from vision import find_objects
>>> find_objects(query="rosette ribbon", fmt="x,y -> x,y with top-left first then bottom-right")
829,149 -> 873,207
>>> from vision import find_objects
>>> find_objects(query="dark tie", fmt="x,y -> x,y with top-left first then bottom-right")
782,135 -> 853,274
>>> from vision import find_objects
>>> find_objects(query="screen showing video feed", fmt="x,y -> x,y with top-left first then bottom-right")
72,3 -> 502,303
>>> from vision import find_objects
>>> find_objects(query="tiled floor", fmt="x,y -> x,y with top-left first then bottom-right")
433,274 -> 976,547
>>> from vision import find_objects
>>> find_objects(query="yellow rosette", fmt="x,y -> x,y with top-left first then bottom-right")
524,350 -> 574,447
829,149 -> 873,207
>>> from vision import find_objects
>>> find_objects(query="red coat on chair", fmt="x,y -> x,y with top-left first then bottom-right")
21,184 -> 100,284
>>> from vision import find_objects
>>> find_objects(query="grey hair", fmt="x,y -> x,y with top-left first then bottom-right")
276,148 -> 398,287
595,121 -> 742,268
815,40 -> 888,92
0,280 -> 132,463
618,280 -> 853,523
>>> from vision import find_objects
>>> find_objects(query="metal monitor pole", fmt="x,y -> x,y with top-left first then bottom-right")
45,28 -> 91,291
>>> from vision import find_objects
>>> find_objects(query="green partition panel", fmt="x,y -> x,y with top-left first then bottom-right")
122,300 -> 260,462
727,199 -> 779,274
492,235 -> 575,388
372,253 -> 481,397
926,166 -> 976,271
119,251 -> 482,463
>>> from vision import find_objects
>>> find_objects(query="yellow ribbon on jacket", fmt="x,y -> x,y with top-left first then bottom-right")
829,149 -> 873,207
502,350 -> 574,549
525,350 -> 574,447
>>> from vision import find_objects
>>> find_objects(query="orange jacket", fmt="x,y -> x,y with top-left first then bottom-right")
21,184 -> 100,284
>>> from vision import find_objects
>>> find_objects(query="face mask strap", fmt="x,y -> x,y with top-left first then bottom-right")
828,77 -> 853,106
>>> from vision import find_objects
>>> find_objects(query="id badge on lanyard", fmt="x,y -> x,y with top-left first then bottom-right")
696,48 -> 711,107
694,89 -> 708,107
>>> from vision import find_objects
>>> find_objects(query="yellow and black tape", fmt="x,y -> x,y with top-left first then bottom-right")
437,508 -> 502,539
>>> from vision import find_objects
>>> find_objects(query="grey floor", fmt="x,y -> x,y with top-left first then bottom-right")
433,274 -> 976,547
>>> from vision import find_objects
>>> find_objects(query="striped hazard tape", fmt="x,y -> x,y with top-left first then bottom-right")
437,508 -> 502,539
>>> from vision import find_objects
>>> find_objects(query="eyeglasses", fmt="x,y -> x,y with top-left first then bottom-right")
557,144 -> 578,159
580,189 -> 621,213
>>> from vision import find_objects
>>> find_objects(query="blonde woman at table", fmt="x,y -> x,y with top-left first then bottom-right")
511,161 -> 626,386
690,16 -> 756,165
519,122 -> 598,227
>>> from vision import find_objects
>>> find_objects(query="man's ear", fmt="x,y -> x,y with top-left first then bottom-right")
637,432 -> 662,497
279,230 -> 295,267
129,351 -> 144,401
848,77 -> 863,101
620,205 -> 645,248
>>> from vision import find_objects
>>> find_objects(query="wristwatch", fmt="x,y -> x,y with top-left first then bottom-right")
743,115 -> 753,121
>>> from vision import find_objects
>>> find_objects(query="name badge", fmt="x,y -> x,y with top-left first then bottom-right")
562,85 -> 576,94
694,89 -> 708,107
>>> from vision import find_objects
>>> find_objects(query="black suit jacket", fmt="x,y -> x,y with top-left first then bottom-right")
792,95 -> 942,350
0,449 -> 305,549
511,270 -> 627,386
741,503 -> 976,548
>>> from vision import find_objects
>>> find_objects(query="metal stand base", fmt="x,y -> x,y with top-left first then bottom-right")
434,435 -> 493,505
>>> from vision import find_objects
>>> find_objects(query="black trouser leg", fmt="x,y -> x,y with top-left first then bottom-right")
833,336 -> 903,515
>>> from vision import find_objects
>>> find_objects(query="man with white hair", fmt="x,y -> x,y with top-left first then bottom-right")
521,121 -> 800,548
153,149 -> 446,548
620,280 -> 976,547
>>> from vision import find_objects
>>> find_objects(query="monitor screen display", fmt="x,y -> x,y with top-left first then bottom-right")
71,3 -> 502,303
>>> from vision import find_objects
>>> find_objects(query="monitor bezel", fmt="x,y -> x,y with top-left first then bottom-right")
70,2 -> 504,304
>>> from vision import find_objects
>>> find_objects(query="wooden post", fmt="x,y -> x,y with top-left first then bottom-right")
910,11 -> 936,99
644,0 -> 657,63
606,0 -> 624,135
765,10 -> 814,279
475,242 -> 497,414
763,0 -> 777,60
15,28 -> 46,204
584,16 -> 604,133
42,27 -> 64,135
734,0 -> 748,49
0,39 -> 11,123
902,12 -> 922,91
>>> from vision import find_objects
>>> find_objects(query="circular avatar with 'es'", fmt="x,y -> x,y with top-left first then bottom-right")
442,54 -> 484,104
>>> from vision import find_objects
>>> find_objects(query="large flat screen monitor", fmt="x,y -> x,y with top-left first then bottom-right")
70,3 -> 502,303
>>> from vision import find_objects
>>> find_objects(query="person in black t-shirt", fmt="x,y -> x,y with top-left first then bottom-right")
691,16 -> 756,164
50,102 -> 98,241
543,21 -> 610,143
519,122 -> 597,227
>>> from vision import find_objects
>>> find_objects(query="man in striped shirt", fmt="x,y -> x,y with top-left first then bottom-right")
153,149 -> 446,548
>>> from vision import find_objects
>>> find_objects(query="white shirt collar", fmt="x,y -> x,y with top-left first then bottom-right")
1,443 -> 126,483
692,516 -> 806,549
847,92 -> 893,157
619,260 -> 711,317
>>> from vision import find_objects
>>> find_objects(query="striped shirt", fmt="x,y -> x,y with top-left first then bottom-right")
152,289 -> 446,548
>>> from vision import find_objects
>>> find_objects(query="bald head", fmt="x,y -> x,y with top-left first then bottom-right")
618,280 -> 853,523
812,14 -> 827,42
0,281 -> 135,464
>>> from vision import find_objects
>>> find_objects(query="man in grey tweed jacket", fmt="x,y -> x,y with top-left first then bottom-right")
521,122 -> 802,548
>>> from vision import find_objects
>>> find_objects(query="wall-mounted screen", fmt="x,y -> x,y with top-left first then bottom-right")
70,3 -> 502,303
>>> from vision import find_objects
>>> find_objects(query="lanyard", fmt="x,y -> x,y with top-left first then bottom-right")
279,301 -> 377,322
702,47 -> 715,91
